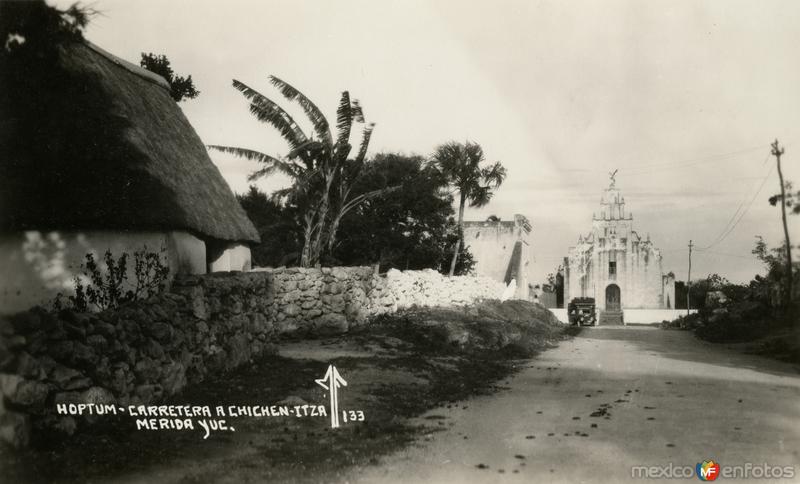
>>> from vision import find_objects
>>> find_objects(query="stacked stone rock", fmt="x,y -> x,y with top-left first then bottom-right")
379,269 -> 506,309
268,266 -> 375,335
0,267 -> 506,447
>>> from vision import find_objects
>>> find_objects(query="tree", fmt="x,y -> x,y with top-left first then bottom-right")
325,142 -> 401,256
675,273 -> 733,311
432,141 -> 506,276
209,76 -> 385,267
332,153 -> 472,273
0,0 -> 94,88
769,180 -> 800,215
237,186 -> 303,267
1,1 -> 91,56
140,53 -> 199,102
439,235 -> 476,276
546,265 -> 563,287
752,235 -> 796,308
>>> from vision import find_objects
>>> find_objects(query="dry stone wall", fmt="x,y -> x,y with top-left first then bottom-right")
0,267 -> 504,447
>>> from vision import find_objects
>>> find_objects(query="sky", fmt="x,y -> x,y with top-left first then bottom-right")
66,0 -> 800,283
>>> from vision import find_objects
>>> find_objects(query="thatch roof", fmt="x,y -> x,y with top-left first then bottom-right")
0,40 -> 259,243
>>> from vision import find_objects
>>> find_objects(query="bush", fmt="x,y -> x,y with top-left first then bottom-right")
53,247 -> 170,312
663,296 -> 786,343
660,313 -> 703,331
366,299 -> 566,357
665,238 -> 797,346
694,300 -> 770,342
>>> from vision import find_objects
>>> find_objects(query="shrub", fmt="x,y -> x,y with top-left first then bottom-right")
694,300 -> 769,342
53,247 -> 170,312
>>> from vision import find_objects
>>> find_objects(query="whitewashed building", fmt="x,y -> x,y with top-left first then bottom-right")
563,180 -> 675,324
0,41 -> 259,314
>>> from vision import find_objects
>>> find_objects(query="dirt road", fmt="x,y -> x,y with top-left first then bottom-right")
346,326 -> 800,483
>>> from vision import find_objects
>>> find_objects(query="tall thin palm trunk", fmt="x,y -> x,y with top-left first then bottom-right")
448,193 -> 466,277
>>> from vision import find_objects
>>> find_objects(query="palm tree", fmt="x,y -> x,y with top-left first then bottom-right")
209,76 -> 376,267
432,141 -> 506,276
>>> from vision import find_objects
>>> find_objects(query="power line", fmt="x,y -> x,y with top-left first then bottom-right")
628,144 -> 768,170
703,195 -> 748,248
561,143 -> 771,175
623,147 -> 768,176
656,152 -> 772,253
694,249 -> 756,260
698,161 -> 774,250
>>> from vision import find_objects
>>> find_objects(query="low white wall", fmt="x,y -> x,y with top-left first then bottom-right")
0,230 -> 206,314
547,308 -> 696,325
169,231 -> 207,275
208,242 -> 252,272
549,308 -> 568,324
227,243 -> 252,272
624,309 -> 697,324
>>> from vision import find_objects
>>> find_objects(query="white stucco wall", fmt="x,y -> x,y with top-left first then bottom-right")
0,230 -> 206,314
462,215 -> 533,300
662,274 -> 676,310
625,309 -> 697,324
208,242 -> 252,273
548,308 -> 696,324
549,308 -> 569,324
227,243 -> 252,272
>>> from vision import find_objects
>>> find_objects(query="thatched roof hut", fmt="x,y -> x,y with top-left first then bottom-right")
0,40 -> 259,244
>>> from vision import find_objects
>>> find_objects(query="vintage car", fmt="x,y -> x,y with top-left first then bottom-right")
568,297 -> 597,326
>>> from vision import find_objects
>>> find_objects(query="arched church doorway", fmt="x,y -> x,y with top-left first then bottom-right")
605,284 -> 621,311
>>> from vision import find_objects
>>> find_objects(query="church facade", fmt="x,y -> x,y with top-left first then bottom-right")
563,179 -> 675,323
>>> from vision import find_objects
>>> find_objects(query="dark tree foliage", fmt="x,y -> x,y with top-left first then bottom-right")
544,265 -> 565,307
675,273 -> 753,311
0,1 -> 90,57
0,2 -> 139,236
769,180 -> 800,215
237,186 -> 303,267
752,236 -> 798,307
674,239 -> 798,313
441,234 -> 476,276
140,53 -> 199,102
331,153 -> 474,275
669,238 -> 798,342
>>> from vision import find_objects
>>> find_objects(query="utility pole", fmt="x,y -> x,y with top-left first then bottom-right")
687,240 -> 693,316
771,139 -> 793,307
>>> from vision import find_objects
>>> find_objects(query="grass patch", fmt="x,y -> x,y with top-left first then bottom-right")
662,302 -> 799,365
0,299 -> 571,483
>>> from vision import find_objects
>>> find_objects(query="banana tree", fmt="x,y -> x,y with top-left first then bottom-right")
325,123 -> 401,254
209,76 -> 383,267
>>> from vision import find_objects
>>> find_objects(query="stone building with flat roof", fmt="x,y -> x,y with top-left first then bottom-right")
462,214 -> 533,300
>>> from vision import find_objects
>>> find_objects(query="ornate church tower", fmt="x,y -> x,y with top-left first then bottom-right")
563,173 -> 675,324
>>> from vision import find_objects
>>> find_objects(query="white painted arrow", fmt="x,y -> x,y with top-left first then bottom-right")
315,364 -> 347,428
